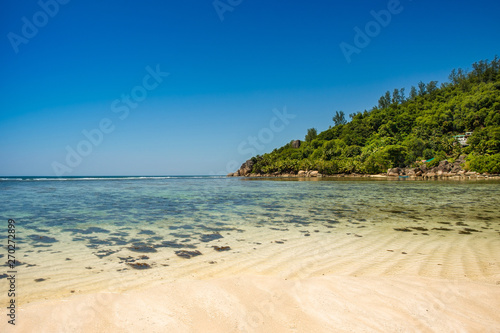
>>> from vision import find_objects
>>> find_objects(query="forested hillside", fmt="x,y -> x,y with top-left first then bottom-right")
248,57 -> 500,175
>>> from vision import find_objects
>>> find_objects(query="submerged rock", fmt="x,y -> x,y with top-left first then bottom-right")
213,246 -> 231,251
175,250 -> 202,259
127,262 -> 151,270
28,234 -> 58,243
128,245 -> 158,253
200,232 -> 223,242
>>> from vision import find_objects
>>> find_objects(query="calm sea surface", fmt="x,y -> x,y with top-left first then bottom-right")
1,176 -> 499,300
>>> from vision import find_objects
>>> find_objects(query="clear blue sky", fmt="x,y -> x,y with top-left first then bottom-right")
1,0 -> 499,176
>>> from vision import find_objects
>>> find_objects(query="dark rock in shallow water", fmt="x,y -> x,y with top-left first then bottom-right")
118,256 -> 136,263
32,244 -> 52,248
200,232 -> 223,242
213,246 -> 231,251
34,278 -> 47,282
28,235 -> 58,243
127,262 -> 151,270
138,230 -> 155,235
63,227 -> 110,235
87,237 -> 111,246
175,250 -> 202,259
128,245 -> 158,253
109,237 -> 128,246
432,227 -> 453,231
460,228 -> 481,234
157,241 -> 196,249
94,249 -> 118,259
84,227 -> 110,234
411,227 -> 429,231
394,228 -> 412,232
0,274 -> 8,279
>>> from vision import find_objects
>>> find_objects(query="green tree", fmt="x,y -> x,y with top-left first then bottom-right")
398,87 -> 406,103
378,91 -> 391,109
333,111 -> 347,126
426,81 -> 438,95
305,128 -> 317,142
392,88 -> 399,105
409,86 -> 417,99
241,57 -> 500,175
418,81 -> 426,96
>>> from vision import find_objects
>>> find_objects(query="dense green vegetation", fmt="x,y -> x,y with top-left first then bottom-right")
250,57 -> 500,175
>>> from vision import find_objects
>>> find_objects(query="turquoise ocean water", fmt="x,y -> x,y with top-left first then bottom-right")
1,176 -> 499,300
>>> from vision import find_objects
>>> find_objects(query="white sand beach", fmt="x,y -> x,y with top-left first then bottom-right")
2,228 -> 499,332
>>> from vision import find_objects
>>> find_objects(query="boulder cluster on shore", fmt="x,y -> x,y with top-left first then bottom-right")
227,155 -> 500,179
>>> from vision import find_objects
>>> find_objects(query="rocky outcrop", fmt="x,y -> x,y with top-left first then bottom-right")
387,168 -> 401,177
227,154 -> 498,179
227,159 -> 255,177
291,140 -> 301,148
384,155 -> 485,178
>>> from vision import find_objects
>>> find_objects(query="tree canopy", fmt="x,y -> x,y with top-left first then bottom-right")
249,57 -> 500,175
305,128 -> 317,142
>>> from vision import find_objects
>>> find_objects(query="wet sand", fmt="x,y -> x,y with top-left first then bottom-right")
2,227 -> 499,332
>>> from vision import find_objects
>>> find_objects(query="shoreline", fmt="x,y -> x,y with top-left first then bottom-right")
228,155 -> 500,180
230,172 -> 500,180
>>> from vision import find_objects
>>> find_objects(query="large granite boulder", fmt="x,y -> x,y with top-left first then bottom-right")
437,160 -> 451,173
450,155 -> 466,173
387,168 -> 400,176
291,140 -> 301,148
238,159 -> 255,176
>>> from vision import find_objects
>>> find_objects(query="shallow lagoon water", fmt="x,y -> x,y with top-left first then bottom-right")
1,176 -> 499,303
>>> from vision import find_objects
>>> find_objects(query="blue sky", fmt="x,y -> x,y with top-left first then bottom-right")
1,0 -> 499,176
